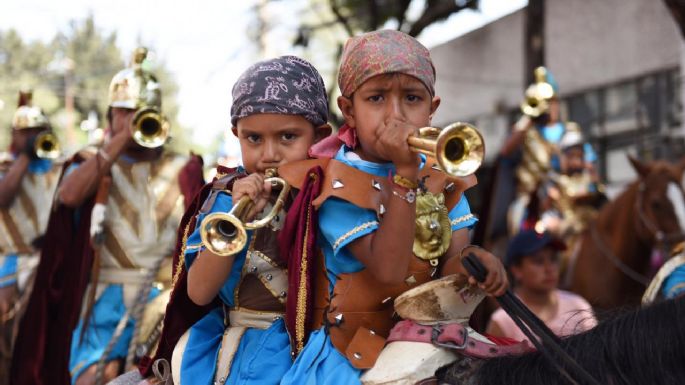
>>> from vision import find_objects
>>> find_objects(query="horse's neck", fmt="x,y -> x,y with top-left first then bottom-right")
595,183 -> 651,266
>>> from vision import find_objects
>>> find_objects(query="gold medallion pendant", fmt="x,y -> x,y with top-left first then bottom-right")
413,191 -> 452,266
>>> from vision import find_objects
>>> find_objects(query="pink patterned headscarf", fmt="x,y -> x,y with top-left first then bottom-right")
310,29 -> 436,158
338,29 -> 435,97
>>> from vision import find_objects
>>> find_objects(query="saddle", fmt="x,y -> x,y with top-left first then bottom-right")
361,274 -> 530,385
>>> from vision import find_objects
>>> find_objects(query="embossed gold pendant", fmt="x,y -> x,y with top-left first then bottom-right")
413,191 -> 452,264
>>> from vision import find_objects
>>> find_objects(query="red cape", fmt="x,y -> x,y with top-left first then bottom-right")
10,153 -> 204,385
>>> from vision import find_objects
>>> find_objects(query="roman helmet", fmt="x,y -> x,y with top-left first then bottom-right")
108,47 -> 168,148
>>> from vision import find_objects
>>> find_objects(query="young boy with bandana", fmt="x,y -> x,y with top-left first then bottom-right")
135,56 -> 331,385
277,29 -> 508,385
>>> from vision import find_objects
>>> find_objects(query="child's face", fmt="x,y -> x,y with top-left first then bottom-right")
511,246 -> 560,293
232,113 -> 328,174
339,73 -> 440,163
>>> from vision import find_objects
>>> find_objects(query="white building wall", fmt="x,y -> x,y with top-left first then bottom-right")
546,0 -> 681,94
431,10 -> 525,161
430,0 -> 683,162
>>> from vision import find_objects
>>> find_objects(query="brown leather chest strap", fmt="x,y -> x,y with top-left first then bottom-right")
279,158 -> 477,216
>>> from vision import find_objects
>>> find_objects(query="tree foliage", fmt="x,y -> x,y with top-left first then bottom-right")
0,14 -> 182,153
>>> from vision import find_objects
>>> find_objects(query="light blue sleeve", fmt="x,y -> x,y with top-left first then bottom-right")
448,194 -> 478,231
0,255 -> 18,288
318,197 -> 379,256
184,191 -> 236,268
318,197 -> 380,276
583,143 -> 597,163
183,191 -> 249,307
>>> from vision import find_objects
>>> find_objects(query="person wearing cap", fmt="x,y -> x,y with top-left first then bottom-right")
486,229 -> 596,342
10,48 -> 205,385
500,67 -> 598,236
0,91 -> 62,384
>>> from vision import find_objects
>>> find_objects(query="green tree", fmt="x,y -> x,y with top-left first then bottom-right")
0,14 -> 184,154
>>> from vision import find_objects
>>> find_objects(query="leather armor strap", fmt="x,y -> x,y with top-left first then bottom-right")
387,320 -> 531,359
279,158 -> 476,216
200,172 -> 246,213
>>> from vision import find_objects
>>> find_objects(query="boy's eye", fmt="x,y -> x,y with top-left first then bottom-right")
281,133 -> 297,141
246,134 -> 261,143
406,94 -> 422,102
368,95 -> 384,102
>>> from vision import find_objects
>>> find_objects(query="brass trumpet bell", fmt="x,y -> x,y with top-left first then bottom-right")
131,107 -> 169,148
200,177 -> 290,257
34,132 -> 60,159
520,67 -> 556,118
407,122 -> 485,177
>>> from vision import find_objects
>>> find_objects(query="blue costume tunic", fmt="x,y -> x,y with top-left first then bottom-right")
280,146 -> 478,385
0,158 -> 52,288
179,191 -> 291,385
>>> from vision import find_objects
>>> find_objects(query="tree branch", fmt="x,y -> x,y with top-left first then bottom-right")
368,0 -> 380,31
329,0 -> 355,37
407,0 -> 478,37
396,0 -> 412,31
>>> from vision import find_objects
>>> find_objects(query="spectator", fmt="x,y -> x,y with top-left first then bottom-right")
486,229 -> 596,342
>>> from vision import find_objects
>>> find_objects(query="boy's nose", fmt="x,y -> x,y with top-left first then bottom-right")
386,97 -> 405,120
261,140 -> 280,163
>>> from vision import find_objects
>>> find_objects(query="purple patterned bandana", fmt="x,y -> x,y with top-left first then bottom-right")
338,29 -> 436,97
230,55 -> 329,127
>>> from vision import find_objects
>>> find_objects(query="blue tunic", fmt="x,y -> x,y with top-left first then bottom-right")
180,191 -> 291,385
280,146 -> 478,385
69,285 -> 160,382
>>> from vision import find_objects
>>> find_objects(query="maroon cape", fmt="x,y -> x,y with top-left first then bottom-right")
10,153 -> 204,385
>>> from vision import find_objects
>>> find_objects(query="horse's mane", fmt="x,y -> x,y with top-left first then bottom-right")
473,296 -> 685,385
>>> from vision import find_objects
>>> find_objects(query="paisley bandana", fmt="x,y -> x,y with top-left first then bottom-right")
230,55 -> 329,127
310,30 -> 436,158
338,29 -> 436,97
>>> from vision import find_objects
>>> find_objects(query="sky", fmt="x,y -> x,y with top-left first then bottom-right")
0,0 -> 527,158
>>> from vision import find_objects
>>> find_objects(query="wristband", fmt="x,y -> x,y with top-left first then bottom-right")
392,174 -> 418,190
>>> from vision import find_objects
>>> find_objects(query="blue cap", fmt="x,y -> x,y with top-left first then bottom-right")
504,230 -> 566,267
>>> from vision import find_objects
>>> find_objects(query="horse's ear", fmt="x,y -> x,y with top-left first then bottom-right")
628,155 -> 650,177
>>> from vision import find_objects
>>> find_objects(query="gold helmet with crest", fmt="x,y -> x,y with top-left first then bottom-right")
12,90 -> 50,130
108,47 -> 169,148
520,66 -> 558,118
108,47 -> 162,110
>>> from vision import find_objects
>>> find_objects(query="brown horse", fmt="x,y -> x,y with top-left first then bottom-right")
569,156 -> 685,310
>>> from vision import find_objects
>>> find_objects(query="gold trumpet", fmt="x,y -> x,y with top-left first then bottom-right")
407,122 -> 484,177
131,107 -> 169,148
520,67 -> 556,118
200,177 -> 290,257
34,132 -> 60,159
